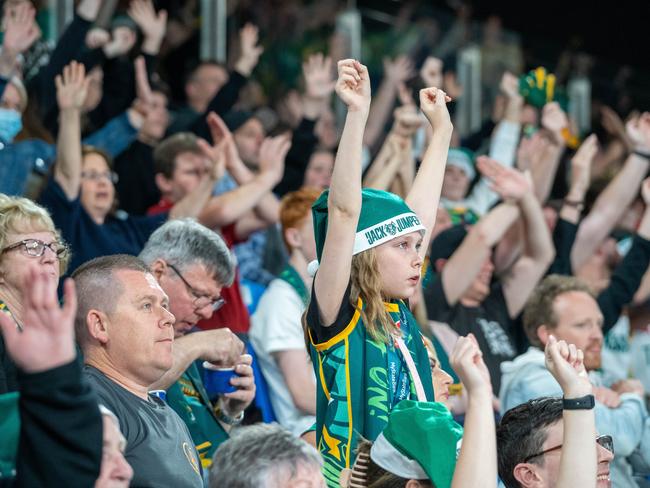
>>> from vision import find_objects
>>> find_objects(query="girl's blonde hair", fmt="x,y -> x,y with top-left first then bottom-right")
350,248 -> 397,343
0,194 -> 69,274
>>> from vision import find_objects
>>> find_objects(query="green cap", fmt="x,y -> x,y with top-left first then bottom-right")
371,400 -> 463,487
311,189 -> 426,263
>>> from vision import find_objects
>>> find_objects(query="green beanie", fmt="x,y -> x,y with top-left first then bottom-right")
446,148 -> 475,180
370,400 -> 463,488
311,189 -> 426,264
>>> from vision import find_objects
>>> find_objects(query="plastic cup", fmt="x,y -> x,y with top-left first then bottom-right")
202,361 -> 238,395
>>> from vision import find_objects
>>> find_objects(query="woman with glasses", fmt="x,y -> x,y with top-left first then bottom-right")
0,193 -> 69,394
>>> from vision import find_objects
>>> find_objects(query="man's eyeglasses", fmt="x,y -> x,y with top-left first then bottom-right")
167,263 -> 226,312
523,435 -> 614,463
81,170 -> 119,184
1,239 -> 69,259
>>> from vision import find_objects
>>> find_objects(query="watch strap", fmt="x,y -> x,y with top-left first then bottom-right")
562,394 -> 595,410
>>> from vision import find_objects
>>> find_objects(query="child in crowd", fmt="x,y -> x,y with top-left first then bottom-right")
304,58 -> 452,487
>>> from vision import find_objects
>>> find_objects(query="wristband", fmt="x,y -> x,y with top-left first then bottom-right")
563,199 -> 584,211
562,394 -> 595,410
215,405 -> 244,425
633,150 -> 650,160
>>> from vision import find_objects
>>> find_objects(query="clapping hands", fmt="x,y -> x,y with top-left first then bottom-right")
477,156 -> 531,203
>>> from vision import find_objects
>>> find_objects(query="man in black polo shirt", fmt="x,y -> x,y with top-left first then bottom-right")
424,158 -> 554,393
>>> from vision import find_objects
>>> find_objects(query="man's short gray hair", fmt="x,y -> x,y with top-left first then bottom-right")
209,424 -> 322,488
139,219 -> 235,287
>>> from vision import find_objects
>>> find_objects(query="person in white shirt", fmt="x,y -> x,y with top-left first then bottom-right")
250,187 -> 321,436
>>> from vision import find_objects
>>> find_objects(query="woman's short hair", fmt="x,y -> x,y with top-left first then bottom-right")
0,193 -> 69,273
82,145 -> 114,170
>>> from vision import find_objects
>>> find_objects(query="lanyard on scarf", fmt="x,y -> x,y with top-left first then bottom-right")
386,306 -> 412,409
278,264 -> 309,306
387,305 -> 427,408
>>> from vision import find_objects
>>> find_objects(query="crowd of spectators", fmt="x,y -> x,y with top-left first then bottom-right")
1,0 -> 650,487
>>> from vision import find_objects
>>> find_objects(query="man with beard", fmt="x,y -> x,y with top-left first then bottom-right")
500,274 -> 649,487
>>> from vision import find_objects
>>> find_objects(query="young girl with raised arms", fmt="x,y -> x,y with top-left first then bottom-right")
304,58 -> 453,487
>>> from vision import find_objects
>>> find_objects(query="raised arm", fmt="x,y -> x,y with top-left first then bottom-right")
597,177 -> 650,332
572,113 -> 650,270
362,55 -> 415,151
480,160 -> 555,317
544,336 -> 597,488
528,103 -> 568,203
484,72 -> 522,167
250,136 -> 290,223
233,23 -> 264,78
440,158 -> 525,305
301,53 -> 335,121
314,59 -> 370,327
0,3 -> 40,79
559,134 -> 598,224
406,87 -> 453,258
363,106 -> 421,191
197,114 -> 288,230
463,73 -> 523,215
450,334 -> 497,488
54,62 -> 90,200
128,0 -> 168,56
547,135 -> 597,275
168,117 -> 228,219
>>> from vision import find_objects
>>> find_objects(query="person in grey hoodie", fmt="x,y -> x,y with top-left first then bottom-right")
499,274 -> 649,488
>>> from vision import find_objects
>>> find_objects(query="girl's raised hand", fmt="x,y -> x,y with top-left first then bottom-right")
419,87 -> 452,133
335,59 -> 371,114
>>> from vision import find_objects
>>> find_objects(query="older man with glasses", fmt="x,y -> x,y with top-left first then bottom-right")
139,219 -> 256,470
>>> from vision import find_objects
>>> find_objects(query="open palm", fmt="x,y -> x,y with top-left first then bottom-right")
55,61 -> 89,111
0,268 -> 77,373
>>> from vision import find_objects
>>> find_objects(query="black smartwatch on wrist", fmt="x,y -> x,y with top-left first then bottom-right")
563,394 -> 595,410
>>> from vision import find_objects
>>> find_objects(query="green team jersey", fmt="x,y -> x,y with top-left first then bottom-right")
166,362 -> 229,469
307,297 -> 434,487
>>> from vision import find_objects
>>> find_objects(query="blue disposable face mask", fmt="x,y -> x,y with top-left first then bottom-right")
0,108 -> 22,142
